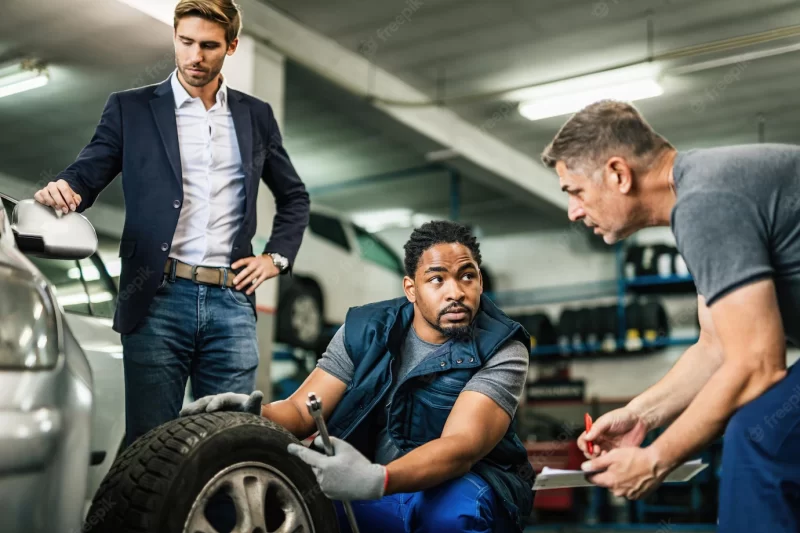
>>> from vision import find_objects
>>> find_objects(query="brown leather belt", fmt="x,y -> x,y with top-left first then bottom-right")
164,258 -> 236,288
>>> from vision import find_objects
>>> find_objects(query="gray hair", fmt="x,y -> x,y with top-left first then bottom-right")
541,100 -> 673,174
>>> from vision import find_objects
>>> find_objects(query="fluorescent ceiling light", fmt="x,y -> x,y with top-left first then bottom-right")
350,209 -> 439,233
0,60 -> 49,100
351,209 -> 413,233
517,64 -> 664,121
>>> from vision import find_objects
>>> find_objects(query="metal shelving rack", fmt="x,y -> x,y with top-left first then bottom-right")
486,241 -> 700,358
611,242 -> 699,354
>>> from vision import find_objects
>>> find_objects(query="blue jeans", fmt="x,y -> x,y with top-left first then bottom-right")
121,275 -> 259,446
333,472 -> 517,533
718,361 -> 800,532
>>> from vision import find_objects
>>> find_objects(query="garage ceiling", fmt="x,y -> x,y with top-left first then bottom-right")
282,62 -> 565,235
266,0 -> 800,152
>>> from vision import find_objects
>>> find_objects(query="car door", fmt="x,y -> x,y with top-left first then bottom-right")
68,255 -> 125,502
2,196 -> 125,503
293,210 -> 365,325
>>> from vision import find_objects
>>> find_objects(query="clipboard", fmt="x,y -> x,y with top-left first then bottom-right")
533,459 -> 708,490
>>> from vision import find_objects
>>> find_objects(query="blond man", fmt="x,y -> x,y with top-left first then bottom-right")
34,0 -> 309,447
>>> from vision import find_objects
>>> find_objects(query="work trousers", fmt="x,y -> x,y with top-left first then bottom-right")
718,360 -> 800,532
333,472 -> 519,533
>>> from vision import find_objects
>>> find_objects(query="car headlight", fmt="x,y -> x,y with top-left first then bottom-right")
0,265 -> 59,369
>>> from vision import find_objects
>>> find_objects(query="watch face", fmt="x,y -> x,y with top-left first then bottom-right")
271,254 -> 287,270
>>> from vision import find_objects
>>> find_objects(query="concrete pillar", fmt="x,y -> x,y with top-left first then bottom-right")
222,35 -> 286,402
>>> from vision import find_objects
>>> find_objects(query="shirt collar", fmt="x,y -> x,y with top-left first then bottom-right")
170,69 -> 228,109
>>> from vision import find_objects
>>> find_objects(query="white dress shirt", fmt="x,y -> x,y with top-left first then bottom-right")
169,70 -> 246,268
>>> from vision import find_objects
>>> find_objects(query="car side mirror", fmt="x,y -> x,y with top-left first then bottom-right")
11,199 -> 98,259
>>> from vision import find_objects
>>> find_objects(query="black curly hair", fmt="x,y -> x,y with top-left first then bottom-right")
403,220 -> 482,278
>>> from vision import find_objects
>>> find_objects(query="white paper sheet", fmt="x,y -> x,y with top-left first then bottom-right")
533,459 -> 708,490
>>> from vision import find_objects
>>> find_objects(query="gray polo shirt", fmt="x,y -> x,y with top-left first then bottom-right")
671,144 -> 800,345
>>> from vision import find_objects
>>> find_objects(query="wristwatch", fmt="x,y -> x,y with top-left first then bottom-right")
267,252 -> 289,273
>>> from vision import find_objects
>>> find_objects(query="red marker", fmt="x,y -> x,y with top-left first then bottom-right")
584,413 -> 594,455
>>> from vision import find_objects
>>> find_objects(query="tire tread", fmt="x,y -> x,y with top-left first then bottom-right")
82,413 -> 317,533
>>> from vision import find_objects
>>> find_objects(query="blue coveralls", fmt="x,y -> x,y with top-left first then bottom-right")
718,360 -> 800,532
333,472 -> 517,533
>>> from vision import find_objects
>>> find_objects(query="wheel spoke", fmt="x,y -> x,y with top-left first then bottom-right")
184,463 -> 312,533
229,473 -> 268,533
273,508 -> 303,533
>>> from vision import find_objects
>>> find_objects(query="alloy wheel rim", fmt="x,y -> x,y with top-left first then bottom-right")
183,461 -> 315,533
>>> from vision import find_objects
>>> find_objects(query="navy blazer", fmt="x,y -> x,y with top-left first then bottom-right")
58,77 -> 310,334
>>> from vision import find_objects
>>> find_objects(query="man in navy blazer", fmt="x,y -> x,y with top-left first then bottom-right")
34,0 -> 310,446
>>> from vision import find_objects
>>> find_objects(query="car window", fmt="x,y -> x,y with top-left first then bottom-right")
353,225 -> 404,275
79,256 -> 117,319
308,212 -> 351,252
1,197 -> 13,215
25,256 -> 93,315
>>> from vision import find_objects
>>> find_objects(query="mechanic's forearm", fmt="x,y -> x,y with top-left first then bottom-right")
261,400 -> 314,439
384,436 -> 477,495
627,340 -> 723,430
651,360 -> 786,470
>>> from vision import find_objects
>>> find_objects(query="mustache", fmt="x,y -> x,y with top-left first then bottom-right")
439,303 -> 471,317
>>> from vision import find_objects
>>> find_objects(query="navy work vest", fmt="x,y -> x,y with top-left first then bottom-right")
325,295 -> 535,530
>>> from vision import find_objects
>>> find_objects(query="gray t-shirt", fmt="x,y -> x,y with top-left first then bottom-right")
317,323 -> 529,464
671,144 -> 800,344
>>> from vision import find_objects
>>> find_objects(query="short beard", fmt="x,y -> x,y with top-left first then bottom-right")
435,322 -> 473,342
179,65 -> 221,88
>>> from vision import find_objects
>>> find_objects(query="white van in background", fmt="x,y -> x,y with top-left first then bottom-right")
274,205 -> 406,351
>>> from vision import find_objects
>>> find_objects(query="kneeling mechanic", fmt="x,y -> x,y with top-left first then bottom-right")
182,220 -> 535,533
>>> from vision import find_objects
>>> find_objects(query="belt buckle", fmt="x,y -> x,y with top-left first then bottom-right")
190,265 -> 228,288
191,265 -> 200,284
218,267 -> 228,289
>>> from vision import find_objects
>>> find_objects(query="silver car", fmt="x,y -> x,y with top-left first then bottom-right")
0,196 -> 125,533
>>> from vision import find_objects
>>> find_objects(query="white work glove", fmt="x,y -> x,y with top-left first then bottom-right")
179,391 -> 263,417
287,436 -> 388,501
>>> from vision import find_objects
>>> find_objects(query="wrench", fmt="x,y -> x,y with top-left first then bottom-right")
306,392 -> 361,533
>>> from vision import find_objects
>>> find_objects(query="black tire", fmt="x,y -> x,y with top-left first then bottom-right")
83,413 -> 338,533
277,279 -> 324,350
557,308 -> 578,353
516,313 -> 557,350
624,303 -> 643,352
574,307 -> 595,353
624,245 -> 643,279
654,244 -> 674,278
640,300 -> 671,350
637,245 -> 658,276
597,305 -> 620,353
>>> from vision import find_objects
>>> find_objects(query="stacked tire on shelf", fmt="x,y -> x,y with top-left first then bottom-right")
624,243 -> 694,294
510,242 -> 690,357
624,243 -> 689,278
510,312 -> 558,351
513,301 -> 670,357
